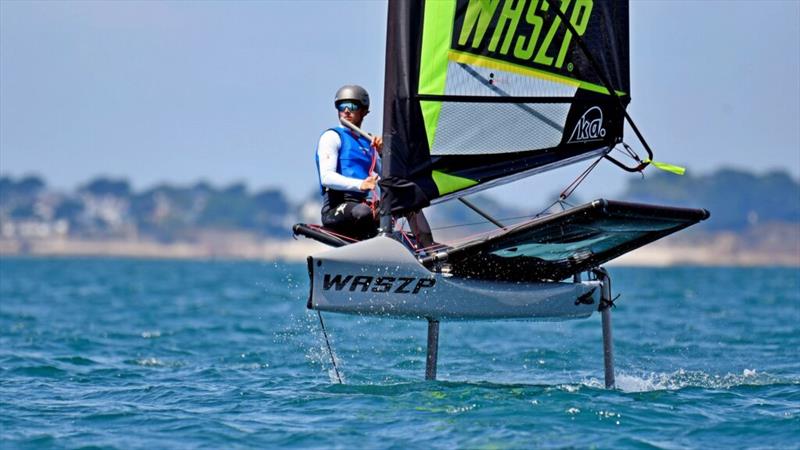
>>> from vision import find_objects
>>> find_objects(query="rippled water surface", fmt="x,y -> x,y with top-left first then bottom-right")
1,258 -> 798,449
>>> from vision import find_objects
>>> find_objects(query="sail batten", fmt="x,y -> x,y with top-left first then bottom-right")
418,95 -> 581,103
381,0 -> 629,215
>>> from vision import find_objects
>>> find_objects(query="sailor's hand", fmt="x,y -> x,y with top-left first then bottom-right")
360,174 -> 379,191
370,135 -> 383,154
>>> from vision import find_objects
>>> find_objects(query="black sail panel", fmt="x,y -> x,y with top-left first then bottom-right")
381,0 -> 630,216
381,0 -> 438,215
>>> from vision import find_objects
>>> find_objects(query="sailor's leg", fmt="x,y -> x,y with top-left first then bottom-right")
350,203 -> 378,238
321,202 -> 353,228
407,211 -> 434,249
321,201 -> 376,239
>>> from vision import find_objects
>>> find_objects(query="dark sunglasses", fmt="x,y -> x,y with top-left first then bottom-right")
336,101 -> 361,112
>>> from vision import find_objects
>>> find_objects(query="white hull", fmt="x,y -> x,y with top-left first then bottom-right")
307,236 -> 600,321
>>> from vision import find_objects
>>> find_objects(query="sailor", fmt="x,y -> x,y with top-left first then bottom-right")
315,85 -> 382,239
316,85 -> 437,248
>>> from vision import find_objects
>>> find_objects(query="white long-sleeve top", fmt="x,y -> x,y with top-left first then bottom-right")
316,126 -> 381,192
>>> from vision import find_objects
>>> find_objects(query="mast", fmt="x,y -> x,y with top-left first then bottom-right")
380,0 -> 437,219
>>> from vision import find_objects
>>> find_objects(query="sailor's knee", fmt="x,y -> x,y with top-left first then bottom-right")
351,204 -> 373,221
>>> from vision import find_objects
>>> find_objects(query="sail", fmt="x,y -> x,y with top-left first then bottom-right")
381,0 -> 630,215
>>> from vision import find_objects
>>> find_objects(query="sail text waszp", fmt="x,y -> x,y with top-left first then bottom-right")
454,0 -> 594,71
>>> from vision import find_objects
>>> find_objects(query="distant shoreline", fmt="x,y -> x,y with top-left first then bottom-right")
2,232 -> 797,267
0,236 -> 328,262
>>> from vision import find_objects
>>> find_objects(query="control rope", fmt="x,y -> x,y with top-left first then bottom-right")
316,311 -> 343,384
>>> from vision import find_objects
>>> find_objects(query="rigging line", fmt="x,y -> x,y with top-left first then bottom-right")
395,218 -> 420,250
400,229 -> 417,250
430,220 -> 507,231
422,215 -> 534,251
615,143 -> 647,179
543,0 -> 653,171
316,311 -> 342,384
559,152 -> 606,201
456,63 -> 564,133
367,138 -> 380,218
617,142 -> 642,162
427,201 -> 565,232
308,224 -> 360,243
536,198 -> 563,217
433,199 -> 573,238
426,154 -> 605,234
417,242 -> 450,254
427,214 -> 542,248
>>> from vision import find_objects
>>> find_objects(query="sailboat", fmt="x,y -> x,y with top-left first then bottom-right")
294,0 -> 709,386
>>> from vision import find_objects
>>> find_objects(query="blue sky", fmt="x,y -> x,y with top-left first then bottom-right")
1,0 -> 798,208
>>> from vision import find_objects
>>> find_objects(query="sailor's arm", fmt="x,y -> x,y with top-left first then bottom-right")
317,130 -> 373,192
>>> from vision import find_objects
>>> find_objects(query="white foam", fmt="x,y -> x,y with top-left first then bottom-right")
136,357 -> 164,367
584,368 -> 781,392
303,321 -> 346,384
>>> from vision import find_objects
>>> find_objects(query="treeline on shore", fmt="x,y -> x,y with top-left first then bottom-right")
0,177 -> 295,241
622,169 -> 799,231
1,168 -> 798,244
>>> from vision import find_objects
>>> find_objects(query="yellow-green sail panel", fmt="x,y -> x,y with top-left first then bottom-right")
418,0 -> 456,149
432,170 -> 479,196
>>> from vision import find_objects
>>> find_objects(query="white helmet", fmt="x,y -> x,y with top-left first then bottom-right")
334,85 -> 370,110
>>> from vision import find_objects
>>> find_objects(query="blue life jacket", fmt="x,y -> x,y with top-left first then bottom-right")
316,127 -> 375,197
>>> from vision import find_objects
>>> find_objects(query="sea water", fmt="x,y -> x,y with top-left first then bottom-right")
1,258 -> 798,449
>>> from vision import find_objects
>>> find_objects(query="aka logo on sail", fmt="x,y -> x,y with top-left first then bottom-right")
567,106 -> 606,143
